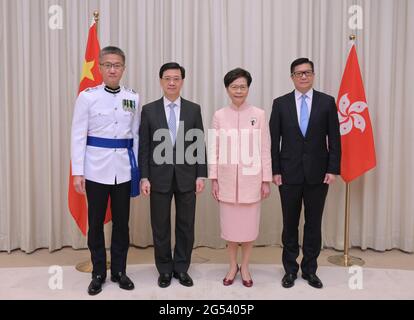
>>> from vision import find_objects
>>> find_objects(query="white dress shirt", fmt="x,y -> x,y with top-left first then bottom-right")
71,84 -> 140,185
163,96 -> 181,143
294,89 -> 313,124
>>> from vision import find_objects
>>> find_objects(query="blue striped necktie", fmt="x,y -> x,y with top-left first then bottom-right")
168,103 -> 176,144
300,95 -> 309,136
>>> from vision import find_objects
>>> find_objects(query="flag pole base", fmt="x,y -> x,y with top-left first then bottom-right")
75,260 -> 111,273
327,254 -> 365,267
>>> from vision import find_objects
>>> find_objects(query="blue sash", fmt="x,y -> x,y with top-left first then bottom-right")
86,136 -> 140,197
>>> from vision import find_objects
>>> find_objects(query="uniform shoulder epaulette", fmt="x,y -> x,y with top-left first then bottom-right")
123,86 -> 137,94
84,85 -> 100,93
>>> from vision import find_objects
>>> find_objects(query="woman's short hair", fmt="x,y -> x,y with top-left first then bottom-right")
224,68 -> 252,88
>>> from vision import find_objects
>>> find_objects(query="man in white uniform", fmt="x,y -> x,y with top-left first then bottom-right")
71,46 -> 140,295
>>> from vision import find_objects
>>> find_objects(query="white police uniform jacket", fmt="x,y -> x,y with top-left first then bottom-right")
71,84 -> 140,185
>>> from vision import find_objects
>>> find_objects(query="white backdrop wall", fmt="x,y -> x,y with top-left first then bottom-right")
0,0 -> 413,253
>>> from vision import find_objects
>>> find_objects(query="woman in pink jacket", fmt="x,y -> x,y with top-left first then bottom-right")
209,68 -> 272,287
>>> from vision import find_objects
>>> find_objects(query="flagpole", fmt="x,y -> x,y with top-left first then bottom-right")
75,10 -> 111,273
328,182 -> 364,266
328,34 -> 365,267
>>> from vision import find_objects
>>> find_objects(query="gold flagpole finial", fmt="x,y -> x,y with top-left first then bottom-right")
93,11 -> 99,23
349,34 -> 356,41
93,11 -> 99,34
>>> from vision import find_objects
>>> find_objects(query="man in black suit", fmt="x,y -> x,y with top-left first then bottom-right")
269,58 -> 341,289
139,62 -> 207,288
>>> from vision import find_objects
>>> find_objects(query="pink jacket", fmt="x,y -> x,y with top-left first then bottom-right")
208,103 -> 272,204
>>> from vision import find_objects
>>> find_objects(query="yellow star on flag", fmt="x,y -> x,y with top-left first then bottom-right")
80,59 -> 95,82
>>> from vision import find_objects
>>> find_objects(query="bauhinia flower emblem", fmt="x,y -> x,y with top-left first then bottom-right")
337,93 -> 368,136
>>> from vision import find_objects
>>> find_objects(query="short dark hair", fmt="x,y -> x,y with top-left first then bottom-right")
290,58 -> 314,74
159,62 -> 186,79
223,68 -> 252,88
99,46 -> 126,64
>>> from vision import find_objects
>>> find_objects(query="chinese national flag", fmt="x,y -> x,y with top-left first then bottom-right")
68,20 -> 112,236
337,44 -> 376,183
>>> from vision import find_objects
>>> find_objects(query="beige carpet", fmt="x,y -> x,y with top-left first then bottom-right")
1,263 -> 413,300
1,247 -> 413,270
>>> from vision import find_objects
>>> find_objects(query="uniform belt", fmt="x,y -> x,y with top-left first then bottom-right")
86,136 -> 140,197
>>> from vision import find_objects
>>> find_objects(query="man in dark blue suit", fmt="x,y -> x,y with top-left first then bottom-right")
269,58 -> 341,289
139,62 -> 207,288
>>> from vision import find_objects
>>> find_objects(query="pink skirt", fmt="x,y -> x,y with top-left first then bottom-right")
219,201 -> 261,242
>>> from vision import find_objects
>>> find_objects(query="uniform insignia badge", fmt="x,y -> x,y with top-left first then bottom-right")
250,117 -> 257,126
85,86 -> 99,92
123,86 -> 137,94
122,99 -> 136,112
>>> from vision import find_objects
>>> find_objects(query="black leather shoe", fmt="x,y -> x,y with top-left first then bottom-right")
281,273 -> 297,288
173,271 -> 194,287
158,273 -> 172,288
88,275 -> 105,295
302,273 -> 323,289
111,272 -> 135,290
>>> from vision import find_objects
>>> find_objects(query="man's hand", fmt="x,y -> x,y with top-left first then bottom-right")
196,178 -> 205,194
141,179 -> 151,196
211,179 -> 219,201
324,174 -> 336,184
272,174 -> 282,186
261,182 -> 271,199
73,175 -> 86,194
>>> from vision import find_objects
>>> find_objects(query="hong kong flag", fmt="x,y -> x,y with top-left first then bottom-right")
68,20 -> 112,235
337,43 -> 376,183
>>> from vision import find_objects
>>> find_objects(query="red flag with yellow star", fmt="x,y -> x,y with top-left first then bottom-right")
68,20 -> 112,236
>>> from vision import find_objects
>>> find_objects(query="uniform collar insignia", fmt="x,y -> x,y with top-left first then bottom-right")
104,85 -> 121,94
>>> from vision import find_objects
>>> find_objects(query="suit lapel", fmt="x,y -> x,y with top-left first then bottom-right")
306,90 -> 320,136
156,98 -> 169,129
177,97 -> 187,138
287,91 -> 303,137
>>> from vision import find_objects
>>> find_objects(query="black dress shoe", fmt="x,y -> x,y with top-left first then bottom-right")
88,275 -> 105,295
158,273 -> 172,288
302,273 -> 323,289
111,272 -> 135,290
281,273 -> 297,288
173,271 -> 194,287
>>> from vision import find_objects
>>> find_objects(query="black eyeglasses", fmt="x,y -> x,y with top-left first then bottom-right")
100,63 -> 124,70
292,70 -> 314,78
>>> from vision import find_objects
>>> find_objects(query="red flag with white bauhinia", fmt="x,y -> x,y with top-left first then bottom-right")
337,43 -> 376,183
68,19 -> 112,236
